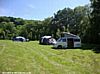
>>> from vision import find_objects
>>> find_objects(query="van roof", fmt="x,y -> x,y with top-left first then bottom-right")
61,32 -> 80,38
61,36 -> 80,39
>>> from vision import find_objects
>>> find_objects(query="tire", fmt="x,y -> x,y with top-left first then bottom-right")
57,45 -> 62,49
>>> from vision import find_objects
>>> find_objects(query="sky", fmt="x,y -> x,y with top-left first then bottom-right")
0,0 -> 90,20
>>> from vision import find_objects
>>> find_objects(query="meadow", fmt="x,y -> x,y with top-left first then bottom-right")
0,40 -> 100,74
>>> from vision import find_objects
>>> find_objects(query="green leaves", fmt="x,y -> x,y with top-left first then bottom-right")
88,0 -> 100,44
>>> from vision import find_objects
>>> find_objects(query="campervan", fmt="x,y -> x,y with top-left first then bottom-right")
53,33 -> 81,48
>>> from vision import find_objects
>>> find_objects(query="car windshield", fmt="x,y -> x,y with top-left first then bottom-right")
57,38 -> 66,42
57,38 -> 62,42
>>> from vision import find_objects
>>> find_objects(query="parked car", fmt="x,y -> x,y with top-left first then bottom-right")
12,36 -> 29,42
53,33 -> 81,48
39,36 -> 56,45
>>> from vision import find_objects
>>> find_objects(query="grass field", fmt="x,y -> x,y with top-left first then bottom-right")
0,40 -> 100,74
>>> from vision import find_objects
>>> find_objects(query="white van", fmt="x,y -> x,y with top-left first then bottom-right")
53,33 -> 81,48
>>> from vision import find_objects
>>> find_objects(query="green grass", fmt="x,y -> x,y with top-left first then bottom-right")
0,40 -> 100,74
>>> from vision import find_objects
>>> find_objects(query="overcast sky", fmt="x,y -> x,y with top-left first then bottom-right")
0,0 -> 90,20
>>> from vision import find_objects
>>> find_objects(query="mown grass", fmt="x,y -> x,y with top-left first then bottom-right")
0,40 -> 100,74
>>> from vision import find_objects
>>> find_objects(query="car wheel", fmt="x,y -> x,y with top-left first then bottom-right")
57,45 -> 62,49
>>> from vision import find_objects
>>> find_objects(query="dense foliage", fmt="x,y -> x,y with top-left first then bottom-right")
89,0 -> 100,44
0,2 -> 100,44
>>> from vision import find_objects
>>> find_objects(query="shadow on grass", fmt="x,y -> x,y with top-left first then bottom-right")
52,47 -> 81,50
82,44 -> 100,53
52,44 -> 100,54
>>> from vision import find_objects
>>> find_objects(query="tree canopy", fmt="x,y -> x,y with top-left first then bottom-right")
0,2 -> 99,44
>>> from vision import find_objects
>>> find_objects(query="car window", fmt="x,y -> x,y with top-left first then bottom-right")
57,38 -> 66,42
74,39 -> 80,42
57,38 -> 62,42
62,38 -> 66,42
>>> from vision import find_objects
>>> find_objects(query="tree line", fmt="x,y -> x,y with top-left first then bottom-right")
0,0 -> 100,44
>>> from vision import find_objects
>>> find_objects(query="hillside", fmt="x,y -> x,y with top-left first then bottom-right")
0,40 -> 100,74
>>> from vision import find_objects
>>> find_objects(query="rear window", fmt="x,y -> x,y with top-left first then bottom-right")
74,39 -> 80,42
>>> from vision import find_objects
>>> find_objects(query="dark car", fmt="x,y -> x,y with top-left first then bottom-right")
12,36 -> 29,42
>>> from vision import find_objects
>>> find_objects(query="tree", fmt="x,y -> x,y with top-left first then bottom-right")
0,4 -> 92,41
89,0 -> 100,44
